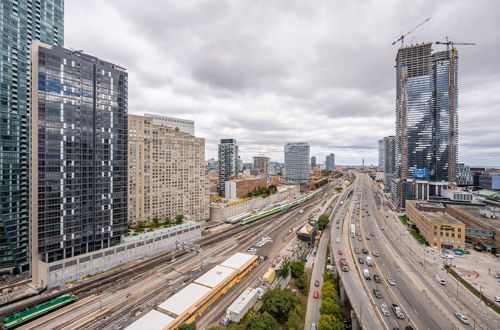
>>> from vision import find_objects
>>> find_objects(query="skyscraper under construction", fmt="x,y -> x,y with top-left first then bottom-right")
391,43 -> 458,210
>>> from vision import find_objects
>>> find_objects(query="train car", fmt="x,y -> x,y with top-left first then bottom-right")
241,188 -> 323,225
2,294 -> 77,329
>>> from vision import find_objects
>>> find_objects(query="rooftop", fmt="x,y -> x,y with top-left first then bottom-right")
448,204 -> 500,231
157,283 -> 211,316
193,265 -> 235,289
126,310 -> 175,330
220,252 -> 256,270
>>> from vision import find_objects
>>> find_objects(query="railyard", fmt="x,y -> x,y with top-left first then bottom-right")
1,184 -> 340,329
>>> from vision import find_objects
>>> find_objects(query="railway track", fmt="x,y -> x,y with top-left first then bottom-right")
0,186 -> 330,325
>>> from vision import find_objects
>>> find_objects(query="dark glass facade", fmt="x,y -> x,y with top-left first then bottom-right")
31,43 -> 127,263
0,0 -> 64,272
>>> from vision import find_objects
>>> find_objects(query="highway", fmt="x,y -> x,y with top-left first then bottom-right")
366,175 -> 500,330
350,173 -> 499,330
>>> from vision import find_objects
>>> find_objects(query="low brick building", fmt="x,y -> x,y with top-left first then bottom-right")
225,177 -> 268,200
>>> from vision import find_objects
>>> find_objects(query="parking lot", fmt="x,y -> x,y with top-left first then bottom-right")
447,250 -> 500,303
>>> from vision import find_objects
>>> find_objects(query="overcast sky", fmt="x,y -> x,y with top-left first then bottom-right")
66,0 -> 499,166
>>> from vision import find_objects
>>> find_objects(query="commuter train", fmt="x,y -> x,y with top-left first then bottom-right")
2,294 -> 77,329
240,189 -> 323,225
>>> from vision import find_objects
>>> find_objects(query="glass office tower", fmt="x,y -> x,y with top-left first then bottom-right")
393,43 -> 459,209
284,142 -> 310,183
432,50 -> 458,183
0,0 -> 64,272
30,42 -> 128,265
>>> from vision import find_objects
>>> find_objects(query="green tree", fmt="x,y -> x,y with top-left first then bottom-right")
321,281 -> 335,298
278,256 -> 291,277
319,314 -> 343,330
295,273 -> 309,292
317,214 -> 330,230
286,305 -> 303,330
163,216 -> 172,225
175,214 -> 185,224
246,312 -> 279,330
290,260 -> 305,278
261,288 -> 298,323
179,323 -> 196,330
152,217 -> 160,227
320,298 -> 341,318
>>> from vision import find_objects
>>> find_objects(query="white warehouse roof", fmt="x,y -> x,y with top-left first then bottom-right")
220,252 -> 256,270
158,283 -> 211,316
126,310 -> 175,330
194,265 -> 235,288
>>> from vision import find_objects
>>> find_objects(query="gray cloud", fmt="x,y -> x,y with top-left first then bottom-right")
66,0 -> 500,166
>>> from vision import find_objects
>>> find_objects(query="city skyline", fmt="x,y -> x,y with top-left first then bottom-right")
65,0 -> 500,166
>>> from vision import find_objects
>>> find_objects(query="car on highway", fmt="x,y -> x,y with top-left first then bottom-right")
338,249 -> 343,255
372,288 -> 382,298
370,232 -> 375,236
496,296 -> 500,302
380,303 -> 390,316
455,313 -> 470,324
387,277 -> 396,286
362,248 -> 369,254
311,323 -> 316,330
342,265 -> 349,272
373,274 -> 381,283
336,237 -> 340,243
357,237 -> 363,241
354,247 -> 360,254
373,251 -> 379,257
315,280 -> 320,287
313,291 -> 319,299
405,326 -> 414,330
392,304 -> 405,319
358,257 -> 364,264
494,273 -> 500,279
366,236 -> 370,240
340,258 -> 348,266
363,269 -> 371,280
336,226 -> 340,229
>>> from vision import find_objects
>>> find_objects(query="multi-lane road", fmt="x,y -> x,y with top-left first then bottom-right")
328,173 -> 500,330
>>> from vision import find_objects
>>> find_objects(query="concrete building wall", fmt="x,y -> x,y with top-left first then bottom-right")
210,185 -> 300,222
35,223 -> 201,288
128,115 -> 209,224
145,113 -> 195,135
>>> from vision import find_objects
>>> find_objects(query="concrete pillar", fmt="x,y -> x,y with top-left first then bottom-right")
351,310 -> 360,330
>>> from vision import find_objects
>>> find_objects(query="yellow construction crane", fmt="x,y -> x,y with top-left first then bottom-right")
392,17 -> 431,46
435,37 -> 476,188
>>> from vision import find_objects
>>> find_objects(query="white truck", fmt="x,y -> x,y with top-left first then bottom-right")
366,256 -> 373,267
351,224 -> 356,238
363,269 -> 371,280
435,275 -> 446,285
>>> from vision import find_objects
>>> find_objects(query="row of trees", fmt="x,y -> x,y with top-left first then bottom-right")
128,214 -> 185,233
313,178 -> 329,190
319,270 -> 344,330
246,184 -> 278,198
